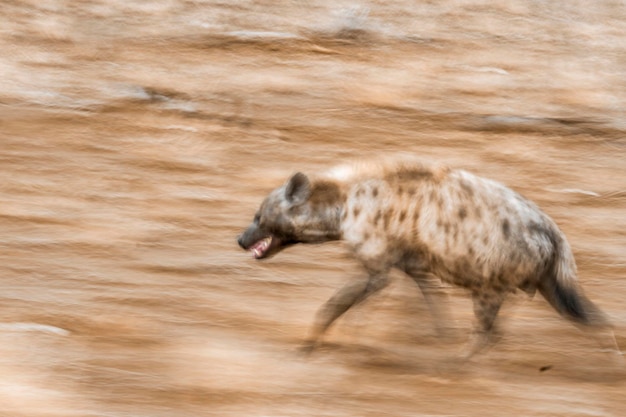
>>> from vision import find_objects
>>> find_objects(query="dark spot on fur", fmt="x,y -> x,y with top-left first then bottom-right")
363,231 -> 371,241
372,187 -> 379,198
353,206 -> 361,218
399,210 -> 407,222
374,210 -> 382,225
502,219 -> 510,240
398,185 -> 404,194
468,246 -> 475,256
383,210 -> 392,228
482,235 -> 489,246
458,207 -> 467,220
413,210 -> 420,223
429,189 -> 436,202
407,186 -> 416,195
443,223 -> 450,234
529,222 -> 553,238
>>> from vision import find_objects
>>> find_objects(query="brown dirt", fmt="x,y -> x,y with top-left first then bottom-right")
1,1 -> 625,416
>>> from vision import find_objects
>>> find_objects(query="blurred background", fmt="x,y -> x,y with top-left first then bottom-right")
1,1 -> 625,416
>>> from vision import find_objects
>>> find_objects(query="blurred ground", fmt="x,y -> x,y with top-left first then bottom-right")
1,1 -> 626,416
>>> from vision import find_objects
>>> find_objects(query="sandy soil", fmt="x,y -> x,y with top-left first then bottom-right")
1,1 -> 626,416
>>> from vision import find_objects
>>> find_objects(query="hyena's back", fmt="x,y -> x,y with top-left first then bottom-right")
338,161 -> 574,297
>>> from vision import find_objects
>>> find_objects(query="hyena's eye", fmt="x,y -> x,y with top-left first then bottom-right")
253,213 -> 260,224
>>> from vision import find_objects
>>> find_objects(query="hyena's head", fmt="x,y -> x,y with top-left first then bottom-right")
238,172 -> 344,259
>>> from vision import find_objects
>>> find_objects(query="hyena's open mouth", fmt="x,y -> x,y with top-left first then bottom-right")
246,235 -> 282,259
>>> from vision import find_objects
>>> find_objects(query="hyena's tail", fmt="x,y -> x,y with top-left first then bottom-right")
537,229 -> 611,328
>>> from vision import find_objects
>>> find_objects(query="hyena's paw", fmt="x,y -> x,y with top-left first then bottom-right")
297,340 -> 319,356
434,353 -> 475,375
457,329 -> 501,361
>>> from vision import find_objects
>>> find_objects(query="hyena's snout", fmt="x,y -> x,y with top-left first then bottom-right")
237,224 -> 262,249
237,224 -> 282,259
236,234 -> 246,250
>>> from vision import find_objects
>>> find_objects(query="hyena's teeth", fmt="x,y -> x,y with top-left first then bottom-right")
250,237 -> 273,258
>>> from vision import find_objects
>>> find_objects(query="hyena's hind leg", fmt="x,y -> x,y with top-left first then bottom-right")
461,290 -> 507,360
301,270 -> 390,353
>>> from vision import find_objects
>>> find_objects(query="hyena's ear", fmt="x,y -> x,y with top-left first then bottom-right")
285,172 -> 311,205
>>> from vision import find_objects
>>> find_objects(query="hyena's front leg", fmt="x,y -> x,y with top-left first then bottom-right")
302,270 -> 389,353
409,272 -> 454,339
461,290 -> 507,360
401,258 -> 453,339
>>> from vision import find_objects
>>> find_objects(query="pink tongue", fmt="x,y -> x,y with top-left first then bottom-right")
249,236 -> 282,259
250,237 -> 272,259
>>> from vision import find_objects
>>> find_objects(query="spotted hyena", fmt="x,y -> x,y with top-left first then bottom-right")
237,156 -> 621,360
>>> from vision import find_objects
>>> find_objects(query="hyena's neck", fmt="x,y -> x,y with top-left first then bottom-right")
308,179 -> 347,241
